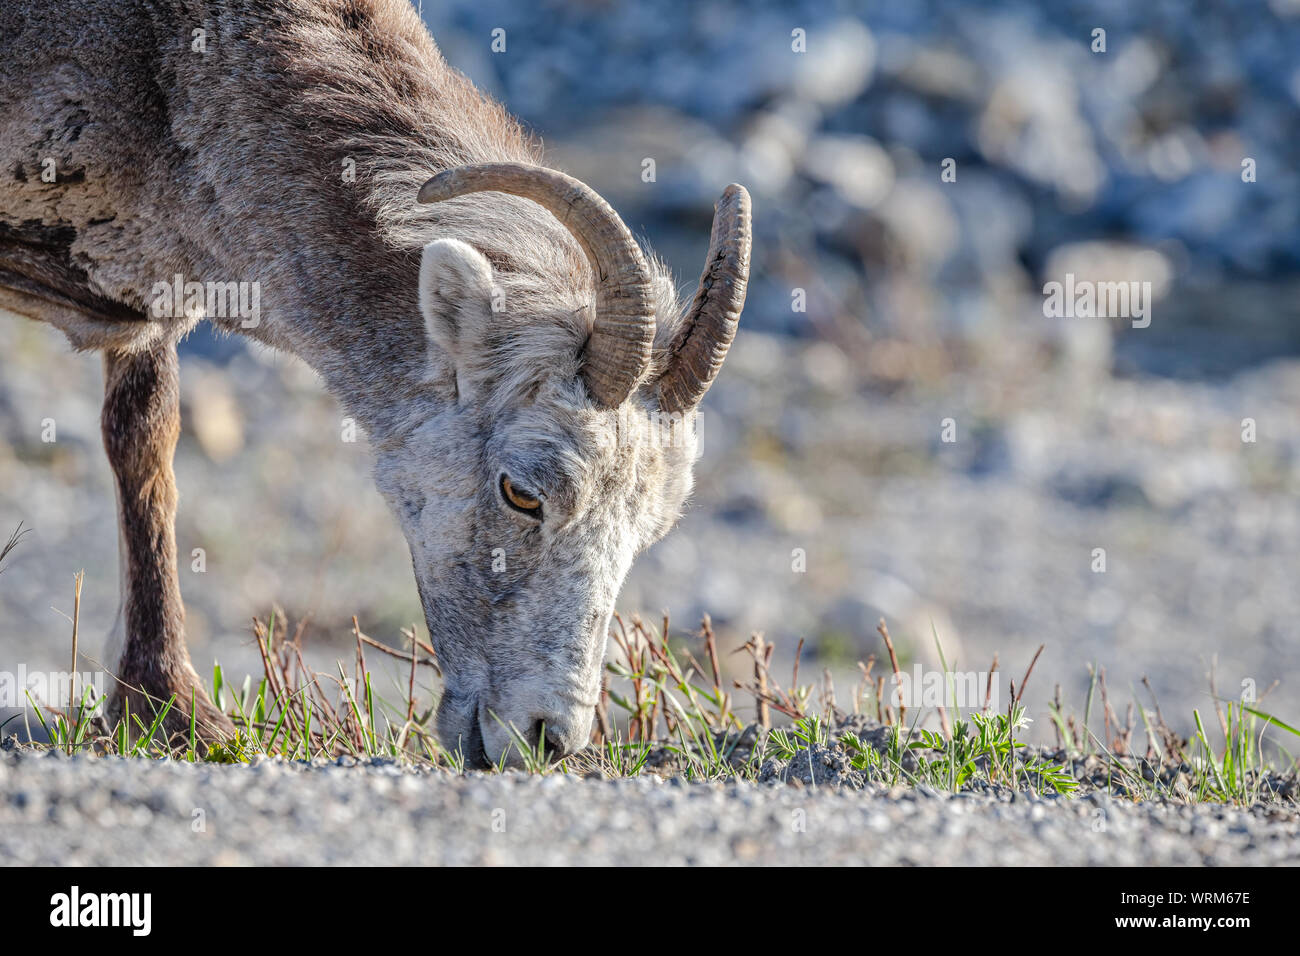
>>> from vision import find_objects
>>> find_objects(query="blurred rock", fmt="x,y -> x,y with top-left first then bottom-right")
802,134 -> 894,209
789,18 -> 877,107
1043,242 -> 1173,298
182,367 -> 244,463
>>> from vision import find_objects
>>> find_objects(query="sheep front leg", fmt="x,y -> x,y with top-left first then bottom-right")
102,341 -> 234,747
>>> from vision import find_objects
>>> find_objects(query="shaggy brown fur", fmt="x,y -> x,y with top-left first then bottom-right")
0,0 -> 591,741
101,343 -> 234,741
1,1 -> 733,759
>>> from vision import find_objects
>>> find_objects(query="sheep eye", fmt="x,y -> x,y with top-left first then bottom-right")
500,474 -> 542,517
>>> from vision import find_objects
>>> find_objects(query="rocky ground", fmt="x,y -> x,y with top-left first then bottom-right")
2,747 -> 1296,866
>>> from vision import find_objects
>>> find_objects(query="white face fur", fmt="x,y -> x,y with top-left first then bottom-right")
373,239 -> 698,767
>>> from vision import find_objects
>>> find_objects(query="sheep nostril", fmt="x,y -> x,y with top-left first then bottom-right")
527,719 -> 570,760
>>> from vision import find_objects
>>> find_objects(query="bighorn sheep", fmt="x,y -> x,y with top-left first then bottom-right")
0,0 -> 750,765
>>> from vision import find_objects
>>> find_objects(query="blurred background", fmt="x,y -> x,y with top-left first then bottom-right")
3,0 -> 1300,737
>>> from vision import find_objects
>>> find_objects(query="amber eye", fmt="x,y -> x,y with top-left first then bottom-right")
500,474 -> 542,517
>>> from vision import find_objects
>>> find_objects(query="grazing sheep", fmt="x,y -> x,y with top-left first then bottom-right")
0,0 -> 750,765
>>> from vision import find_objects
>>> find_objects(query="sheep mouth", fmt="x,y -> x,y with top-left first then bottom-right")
461,716 -> 488,770
436,689 -> 488,769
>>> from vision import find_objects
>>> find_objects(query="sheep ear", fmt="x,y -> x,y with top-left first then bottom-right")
418,238 -> 495,362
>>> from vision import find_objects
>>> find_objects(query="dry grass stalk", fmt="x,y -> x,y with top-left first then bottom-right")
983,653 -> 999,714
1014,643 -> 1044,705
752,633 -> 770,729
877,618 -> 904,727
1053,683 -> 1064,750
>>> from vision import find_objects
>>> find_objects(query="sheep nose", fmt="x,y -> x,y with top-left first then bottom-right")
479,700 -> 594,766
527,718 -> 582,761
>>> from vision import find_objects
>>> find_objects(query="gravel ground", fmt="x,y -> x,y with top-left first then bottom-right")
2,749 -> 1297,866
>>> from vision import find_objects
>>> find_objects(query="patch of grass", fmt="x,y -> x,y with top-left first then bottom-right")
8,581 -> 1298,807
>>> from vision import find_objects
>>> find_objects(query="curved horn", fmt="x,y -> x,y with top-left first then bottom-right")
658,184 -> 751,413
418,163 -> 654,408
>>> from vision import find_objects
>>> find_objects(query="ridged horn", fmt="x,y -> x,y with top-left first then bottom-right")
657,184 -> 751,413
418,163 -> 654,408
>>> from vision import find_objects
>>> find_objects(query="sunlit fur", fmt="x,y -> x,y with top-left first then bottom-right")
1,0 -> 712,763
